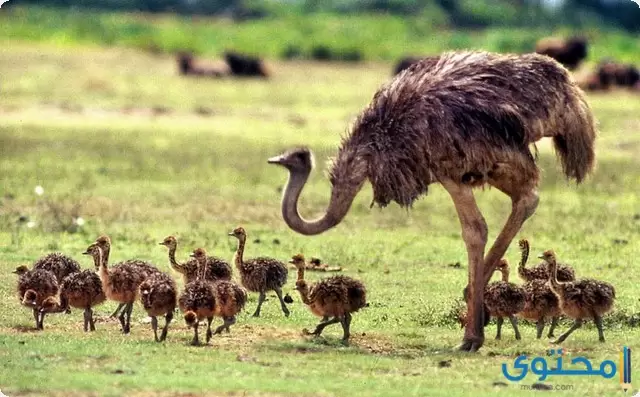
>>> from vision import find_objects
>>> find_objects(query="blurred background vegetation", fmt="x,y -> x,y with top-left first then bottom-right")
1,0 -> 639,62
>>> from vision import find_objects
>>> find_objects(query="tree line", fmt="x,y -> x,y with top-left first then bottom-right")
11,0 -> 640,32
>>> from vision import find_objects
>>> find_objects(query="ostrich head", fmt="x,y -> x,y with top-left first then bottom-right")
184,311 -> 198,327
22,290 -> 38,306
12,265 -> 29,275
228,226 -> 247,241
496,259 -> 509,272
82,243 -> 104,270
39,296 -> 60,313
160,235 -> 178,249
537,250 -> 556,263
95,235 -> 111,247
190,248 -> 207,261
267,147 -> 314,173
288,253 -> 306,268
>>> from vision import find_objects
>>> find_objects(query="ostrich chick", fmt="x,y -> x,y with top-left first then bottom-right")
40,269 -> 106,332
178,249 -> 217,346
228,227 -> 289,317
32,252 -> 81,284
516,239 -> 561,338
139,271 -> 177,342
159,235 -> 232,284
539,250 -> 616,343
518,239 -> 575,282
92,234 -> 162,318
192,248 -> 247,335
83,242 -> 149,334
289,254 -> 367,345
16,267 -> 59,330
519,279 -> 561,339
483,259 -> 526,340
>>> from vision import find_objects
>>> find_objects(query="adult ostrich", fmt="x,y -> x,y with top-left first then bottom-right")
267,51 -> 596,352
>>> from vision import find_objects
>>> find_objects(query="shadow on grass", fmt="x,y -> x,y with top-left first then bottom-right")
259,334 -> 458,360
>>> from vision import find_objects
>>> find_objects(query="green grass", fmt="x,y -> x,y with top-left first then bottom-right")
0,43 -> 639,396
2,5 -> 640,63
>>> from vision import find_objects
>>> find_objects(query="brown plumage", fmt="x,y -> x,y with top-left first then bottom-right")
178,248 -> 217,346
93,234 -> 161,318
392,55 -> 440,75
516,238 -> 562,338
517,239 -> 575,282
268,51 -> 596,352
39,269 -> 106,332
192,248 -> 247,335
392,56 -> 419,75
16,267 -> 59,330
519,279 -> 561,339
481,259 -> 526,340
535,36 -> 588,71
83,242 -> 150,334
539,250 -> 616,344
289,254 -> 367,345
228,226 -> 289,317
139,271 -> 177,342
159,235 -> 232,284
32,252 -> 81,284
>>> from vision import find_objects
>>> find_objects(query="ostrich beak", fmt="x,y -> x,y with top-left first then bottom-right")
537,254 -> 545,260
267,155 -> 284,165
158,242 -> 165,245
287,259 -> 295,264
82,250 -> 90,255
228,232 -> 235,236
189,253 -> 196,258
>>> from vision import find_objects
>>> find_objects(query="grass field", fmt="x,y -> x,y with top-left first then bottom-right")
0,42 -> 639,396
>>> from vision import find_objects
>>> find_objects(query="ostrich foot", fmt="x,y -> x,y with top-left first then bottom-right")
456,337 -> 484,352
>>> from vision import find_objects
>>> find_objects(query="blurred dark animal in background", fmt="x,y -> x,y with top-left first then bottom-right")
535,36 -> 588,71
176,52 -> 228,78
224,51 -> 270,78
580,59 -> 640,92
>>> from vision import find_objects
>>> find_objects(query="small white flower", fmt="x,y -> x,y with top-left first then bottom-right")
34,186 -> 44,196
26,221 -> 36,228
74,217 -> 85,226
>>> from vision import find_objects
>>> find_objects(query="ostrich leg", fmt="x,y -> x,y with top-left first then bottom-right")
482,175 -> 539,285
442,181 -> 488,352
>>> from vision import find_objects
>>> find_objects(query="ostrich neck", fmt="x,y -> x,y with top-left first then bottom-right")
296,267 -> 305,281
102,245 -> 110,265
167,245 -> 183,271
297,287 -> 312,305
234,237 -> 246,272
518,245 -> 529,272
95,250 -> 108,282
196,258 -> 206,280
280,168 -> 360,236
548,259 -> 561,291
501,270 -> 509,283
